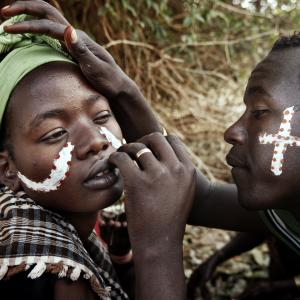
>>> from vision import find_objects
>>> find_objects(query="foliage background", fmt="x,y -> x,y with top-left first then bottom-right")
2,0 -> 300,298
54,0 -> 300,182
58,1 -> 299,298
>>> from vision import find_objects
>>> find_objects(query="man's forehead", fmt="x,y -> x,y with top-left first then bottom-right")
256,48 -> 300,74
244,48 -> 300,107
249,49 -> 300,86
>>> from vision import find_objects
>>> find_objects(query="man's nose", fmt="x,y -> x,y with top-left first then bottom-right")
224,117 -> 247,145
75,123 -> 110,160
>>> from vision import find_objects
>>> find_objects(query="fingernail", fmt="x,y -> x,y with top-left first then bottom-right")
1,5 -> 10,10
70,27 -> 77,44
1,5 -> 10,16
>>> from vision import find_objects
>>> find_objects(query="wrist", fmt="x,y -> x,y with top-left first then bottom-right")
115,77 -> 141,101
133,242 -> 183,265
133,245 -> 186,300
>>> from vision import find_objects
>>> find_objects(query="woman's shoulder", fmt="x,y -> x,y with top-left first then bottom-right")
0,270 -> 56,300
0,270 -> 98,300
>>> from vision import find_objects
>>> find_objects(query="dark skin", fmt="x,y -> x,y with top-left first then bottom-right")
4,1 -> 300,299
2,1 -> 195,299
189,47 -> 300,231
1,2 -> 197,299
3,62 -> 124,237
0,62 -> 124,299
3,1 -> 264,232
0,0 -> 161,142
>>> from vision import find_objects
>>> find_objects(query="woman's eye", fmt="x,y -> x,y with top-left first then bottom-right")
94,111 -> 111,124
251,109 -> 269,120
40,128 -> 66,143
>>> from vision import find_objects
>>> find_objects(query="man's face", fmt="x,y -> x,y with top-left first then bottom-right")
225,47 -> 300,211
8,62 -> 123,213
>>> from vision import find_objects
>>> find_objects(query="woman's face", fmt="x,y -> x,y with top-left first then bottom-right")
7,62 -> 124,213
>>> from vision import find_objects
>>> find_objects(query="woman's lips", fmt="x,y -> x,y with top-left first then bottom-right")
83,168 -> 119,190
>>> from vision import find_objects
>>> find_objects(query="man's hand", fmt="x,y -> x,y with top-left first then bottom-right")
110,133 -> 196,253
109,132 -> 196,300
187,252 -> 222,300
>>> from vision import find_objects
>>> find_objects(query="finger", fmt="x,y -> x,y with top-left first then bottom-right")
1,1 -> 69,25
109,151 -> 141,182
138,132 -> 179,165
118,142 -> 159,171
78,30 -> 115,64
166,134 -> 193,166
4,19 -> 66,39
64,26 -> 108,70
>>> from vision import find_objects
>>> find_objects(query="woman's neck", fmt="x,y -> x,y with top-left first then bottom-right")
62,211 -> 98,242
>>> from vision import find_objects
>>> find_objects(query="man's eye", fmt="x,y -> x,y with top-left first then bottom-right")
40,129 -> 67,143
94,111 -> 111,124
251,109 -> 269,120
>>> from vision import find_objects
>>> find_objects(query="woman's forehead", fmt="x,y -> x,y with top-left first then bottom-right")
12,62 -> 88,98
8,62 -> 109,121
11,63 -> 106,108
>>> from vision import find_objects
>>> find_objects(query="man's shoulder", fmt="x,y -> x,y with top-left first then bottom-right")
259,209 -> 300,255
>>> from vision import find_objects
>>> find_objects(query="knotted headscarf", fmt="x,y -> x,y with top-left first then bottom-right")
0,14 -> 75,127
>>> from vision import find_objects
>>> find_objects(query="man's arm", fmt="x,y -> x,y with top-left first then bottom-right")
188,170 -> 266,232
109,84 -> 162,142
187,232 -> 267,299
133,244 -> 186,300
110,133 -> 197,300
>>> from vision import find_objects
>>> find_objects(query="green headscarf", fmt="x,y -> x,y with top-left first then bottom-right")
0,14 -> 75,127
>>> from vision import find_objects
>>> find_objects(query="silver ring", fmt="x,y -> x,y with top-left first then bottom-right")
136,148 -> 152,159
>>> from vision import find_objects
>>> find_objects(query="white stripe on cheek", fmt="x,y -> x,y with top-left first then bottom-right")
99,127 -> 123,149
17,142 -> 74,192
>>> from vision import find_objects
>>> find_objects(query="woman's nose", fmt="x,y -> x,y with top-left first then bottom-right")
224,118 -> 247,146
75,125 -> 110,160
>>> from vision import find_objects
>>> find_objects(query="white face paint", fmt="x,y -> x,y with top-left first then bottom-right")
17,142 -> 74,192
99,127 -> 123,149
259,106 -> 300,176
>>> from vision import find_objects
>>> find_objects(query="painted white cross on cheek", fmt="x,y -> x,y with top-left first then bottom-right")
259,106 -> 300,176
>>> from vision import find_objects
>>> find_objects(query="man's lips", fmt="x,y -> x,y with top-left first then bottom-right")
225,154 -> 248,169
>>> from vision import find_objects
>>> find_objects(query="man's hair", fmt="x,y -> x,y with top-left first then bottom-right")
272,32 -> 300,51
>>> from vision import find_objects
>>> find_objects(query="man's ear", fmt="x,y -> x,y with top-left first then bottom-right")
0,151 -> 21,192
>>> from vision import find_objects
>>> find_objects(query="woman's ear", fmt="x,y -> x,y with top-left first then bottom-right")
0,151 -> 21,192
